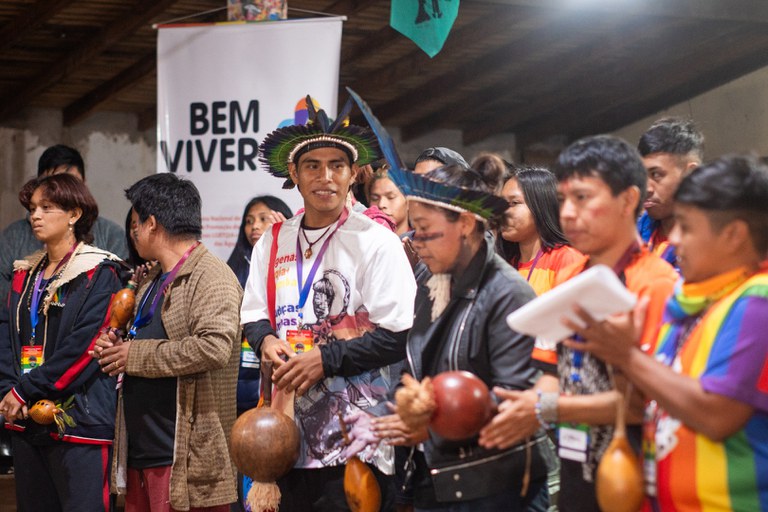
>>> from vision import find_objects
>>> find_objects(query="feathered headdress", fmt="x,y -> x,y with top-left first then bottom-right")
259,95 -> 381,189
345,87 -> 508,221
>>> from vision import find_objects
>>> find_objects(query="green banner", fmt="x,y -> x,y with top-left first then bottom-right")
390,0 -> 460,58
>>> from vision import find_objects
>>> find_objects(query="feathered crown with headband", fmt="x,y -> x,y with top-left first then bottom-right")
259,95 -> 381,189
345,87 -> 508,221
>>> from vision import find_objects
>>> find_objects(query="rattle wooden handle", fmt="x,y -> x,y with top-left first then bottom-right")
262,360 -> 274,407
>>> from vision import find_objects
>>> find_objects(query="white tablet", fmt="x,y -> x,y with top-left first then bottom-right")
506,264 -> 637,344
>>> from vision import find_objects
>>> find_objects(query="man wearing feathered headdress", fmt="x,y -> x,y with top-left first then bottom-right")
240,95 -> 416,510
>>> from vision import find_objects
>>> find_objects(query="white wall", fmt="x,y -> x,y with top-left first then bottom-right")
0,109 -> 155,231
612,66 -> 768,159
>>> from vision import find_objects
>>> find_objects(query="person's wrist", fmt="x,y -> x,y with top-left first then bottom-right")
535,390 -> 558,430
261,334 -> 279,355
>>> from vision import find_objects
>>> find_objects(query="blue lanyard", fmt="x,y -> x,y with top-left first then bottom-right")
127,241 -> 199,338
29,244 -> 77,343
295,209 -> 349,326
128,277 -> 163,337
29,273 -> 49,343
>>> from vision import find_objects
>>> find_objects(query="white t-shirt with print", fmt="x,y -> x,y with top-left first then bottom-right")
241,209 -> 416,472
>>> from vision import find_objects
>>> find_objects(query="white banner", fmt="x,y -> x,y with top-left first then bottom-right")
157,18 -> 344,259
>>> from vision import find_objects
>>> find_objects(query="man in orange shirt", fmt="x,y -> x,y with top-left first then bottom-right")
637,117 -> 704,267
479,135 -> 677,512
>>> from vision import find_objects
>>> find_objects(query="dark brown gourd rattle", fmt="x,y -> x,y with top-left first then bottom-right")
230,360 -> 300,511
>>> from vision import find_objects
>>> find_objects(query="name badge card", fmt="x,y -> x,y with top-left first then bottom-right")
287,329 -> 314,354
558,424 -> 589,462
21,345 -> 44,374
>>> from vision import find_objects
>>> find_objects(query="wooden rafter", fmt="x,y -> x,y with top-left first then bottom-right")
517,28 -> 768,143
0,0 -> 71,51
0,0 -> 181,122
346,4 -> 540,111
324,0 -> 377,15
57,0 -> 376,127
477,0 -> 768,24
460,17 -> 734,144
63,53 -> 156,126
400,10 -> 643,142
341,24 -> 401,77
137,106 -> 156,132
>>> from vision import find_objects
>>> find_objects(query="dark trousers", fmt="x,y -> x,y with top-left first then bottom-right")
277,464 -> 395,512
12,434 -> 113,512
414,476 -> 548,512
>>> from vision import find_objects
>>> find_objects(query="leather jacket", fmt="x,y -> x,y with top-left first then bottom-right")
406,238 -> 548,503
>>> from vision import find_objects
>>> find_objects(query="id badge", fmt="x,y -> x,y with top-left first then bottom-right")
241,340 -> 260,369
21,345 -> 44,374
558,424 -> 589,462
286,329 -> 314,354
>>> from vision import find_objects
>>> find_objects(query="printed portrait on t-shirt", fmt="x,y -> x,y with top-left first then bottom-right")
308,269 -> 351,345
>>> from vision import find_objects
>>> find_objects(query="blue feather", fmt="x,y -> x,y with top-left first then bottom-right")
346,87 -> 408,179
346,87 -> 508,220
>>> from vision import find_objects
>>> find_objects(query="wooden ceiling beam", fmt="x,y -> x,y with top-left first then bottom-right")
357,5 -> 550,127
59,4 -> 231,127
461,17 -> 725,144
476,0 -> 768,24
341,24 -> 401,76
400,12 -> 641,142
0,0 -> 71,51
526,33 -> 768,143
0,0 -> 181,122
512,27 -> 768,144
63,53 -> 156,126
137,106 -> 156,132
342,6 -> 512,100
324,0 -> 378,15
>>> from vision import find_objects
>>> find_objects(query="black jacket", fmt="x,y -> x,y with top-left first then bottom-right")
407,238 -> 548,503
0,246 -> 124,443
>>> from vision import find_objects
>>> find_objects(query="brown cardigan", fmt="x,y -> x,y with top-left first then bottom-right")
111,244 -> 242,510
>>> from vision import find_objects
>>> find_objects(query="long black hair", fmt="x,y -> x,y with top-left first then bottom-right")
226,195 -> 293,287
498,166 -> 570,266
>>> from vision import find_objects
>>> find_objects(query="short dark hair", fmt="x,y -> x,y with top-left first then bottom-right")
37,145 -> 85,178
499,166 -> 570,265
19,173 -> 98,244
638,117 -> 704,161
415,147 -> 470,169
675,154 -> 768,255
125,173 -> 202,239
553,135 -> 647,216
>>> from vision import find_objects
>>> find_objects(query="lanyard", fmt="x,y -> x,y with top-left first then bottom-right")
570,240 -> 641,386
524,249 -> 544,283
29,243 -> 78,343
295,209 -> 349,326
611,240 -> 641,281
128,241 -> 199,338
